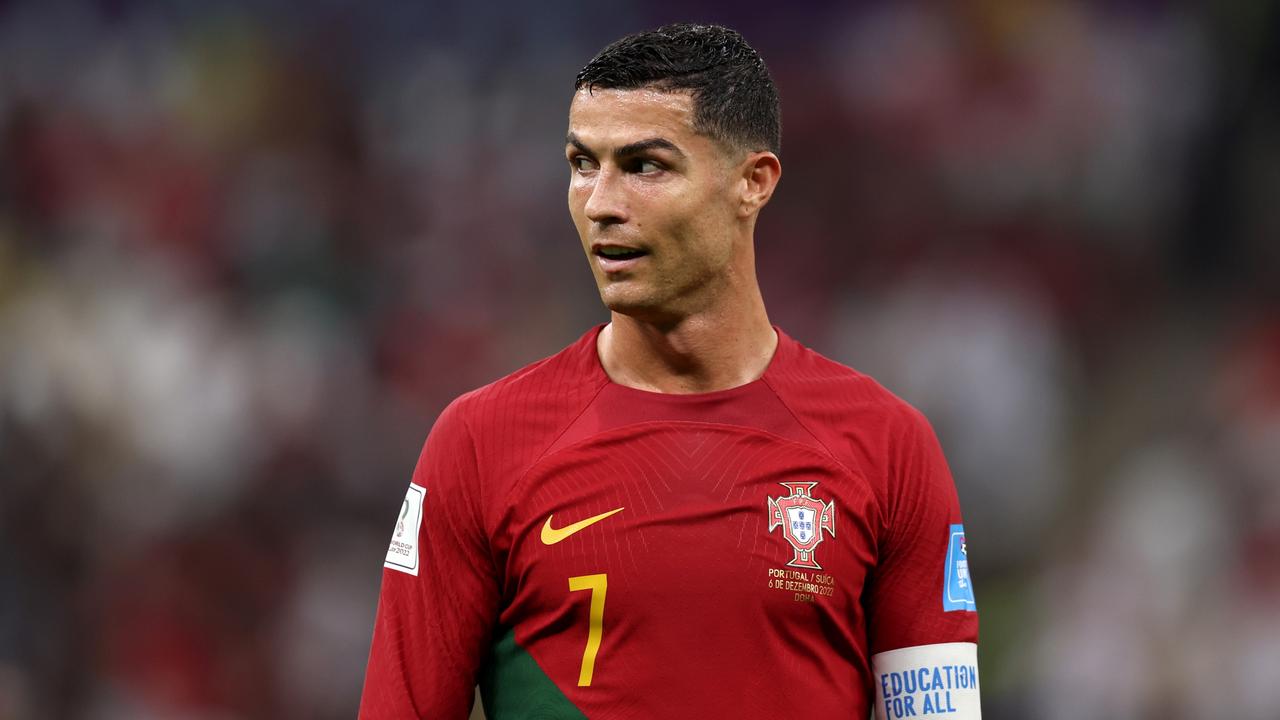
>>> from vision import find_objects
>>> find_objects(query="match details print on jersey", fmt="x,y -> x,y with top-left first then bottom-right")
766,481 -> 839,600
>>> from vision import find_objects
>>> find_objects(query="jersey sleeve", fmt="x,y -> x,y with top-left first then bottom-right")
359,399 -> 500,719
865,406 -> 981,719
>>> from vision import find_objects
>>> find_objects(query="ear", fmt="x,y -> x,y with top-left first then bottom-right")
737,151 -> 782,217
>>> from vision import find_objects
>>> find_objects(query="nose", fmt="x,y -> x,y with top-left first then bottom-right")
584,166 -> 627,226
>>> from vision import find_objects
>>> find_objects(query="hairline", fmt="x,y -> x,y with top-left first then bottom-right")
573,83 -> 760,161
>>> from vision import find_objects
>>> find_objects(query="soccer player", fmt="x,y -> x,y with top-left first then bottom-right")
360,23 -> 980,720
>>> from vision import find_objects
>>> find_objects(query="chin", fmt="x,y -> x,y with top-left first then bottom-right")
599,288 -> 669,321
601,295 -> 654,317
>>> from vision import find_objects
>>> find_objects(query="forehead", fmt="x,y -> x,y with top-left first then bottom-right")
567,87 -> 700,147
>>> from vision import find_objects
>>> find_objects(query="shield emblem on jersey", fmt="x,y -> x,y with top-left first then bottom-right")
768,482 -> 836,569
787,506 -> 815,543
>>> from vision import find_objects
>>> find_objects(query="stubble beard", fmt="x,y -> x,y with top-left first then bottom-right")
596,260 -> 725,327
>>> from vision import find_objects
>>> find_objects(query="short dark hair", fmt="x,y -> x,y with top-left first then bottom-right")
574,23 -> 781,155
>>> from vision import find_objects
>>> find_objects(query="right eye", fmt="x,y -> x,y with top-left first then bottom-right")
570,155 -> 598,172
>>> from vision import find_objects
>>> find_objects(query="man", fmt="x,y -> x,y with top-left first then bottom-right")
360,23 -> 980,720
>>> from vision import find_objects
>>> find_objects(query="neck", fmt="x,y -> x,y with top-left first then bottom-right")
598,286 -> 777,394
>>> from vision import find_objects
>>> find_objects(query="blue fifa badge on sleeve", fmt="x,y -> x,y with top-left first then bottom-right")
943,524 -> 977,612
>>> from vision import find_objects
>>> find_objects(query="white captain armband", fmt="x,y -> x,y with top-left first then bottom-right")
873,642 -> 981,719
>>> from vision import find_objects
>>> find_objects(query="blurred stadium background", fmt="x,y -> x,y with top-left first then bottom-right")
1,1 -> 1277,718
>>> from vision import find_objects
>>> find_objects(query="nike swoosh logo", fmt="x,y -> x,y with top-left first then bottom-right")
540,507 -> 625,545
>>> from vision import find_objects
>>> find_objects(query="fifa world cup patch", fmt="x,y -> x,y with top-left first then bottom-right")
384,482 -> 426,576
943,524 -> 976,611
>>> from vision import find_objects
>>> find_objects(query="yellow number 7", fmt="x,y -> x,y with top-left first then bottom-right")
567,573 -> 607,687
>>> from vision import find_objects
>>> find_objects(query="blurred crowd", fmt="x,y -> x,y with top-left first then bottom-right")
0,1 -> 1276,718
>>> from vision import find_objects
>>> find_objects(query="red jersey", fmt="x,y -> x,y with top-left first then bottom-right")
360,326 -> 980,719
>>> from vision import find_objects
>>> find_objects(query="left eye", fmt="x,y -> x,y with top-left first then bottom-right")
637,159 -> 662,173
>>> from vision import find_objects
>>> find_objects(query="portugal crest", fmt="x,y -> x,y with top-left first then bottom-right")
768,481 -> 836,569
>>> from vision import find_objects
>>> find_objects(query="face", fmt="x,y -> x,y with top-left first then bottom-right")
566,88 -> 745,322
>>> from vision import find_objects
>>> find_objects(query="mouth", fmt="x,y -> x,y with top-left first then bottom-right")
592,244 -> 649,273
593,244 -> 648,261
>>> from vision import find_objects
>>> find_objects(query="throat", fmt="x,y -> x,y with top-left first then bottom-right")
598,316 -> 779,394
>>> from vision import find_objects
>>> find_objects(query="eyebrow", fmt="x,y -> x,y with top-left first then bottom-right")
566,132 -> 687,161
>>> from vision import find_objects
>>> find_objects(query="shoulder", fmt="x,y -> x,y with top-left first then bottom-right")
432,326 -> 610,468
451,326 -> 605,416
767,330 -> 929,436
766,330 -> 943,504
767,330 -> 953,534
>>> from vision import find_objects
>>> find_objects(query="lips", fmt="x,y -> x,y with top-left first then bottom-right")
592,243 -> 649,273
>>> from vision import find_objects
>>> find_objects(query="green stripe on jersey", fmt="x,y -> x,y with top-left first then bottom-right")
478,627 -> 587,719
